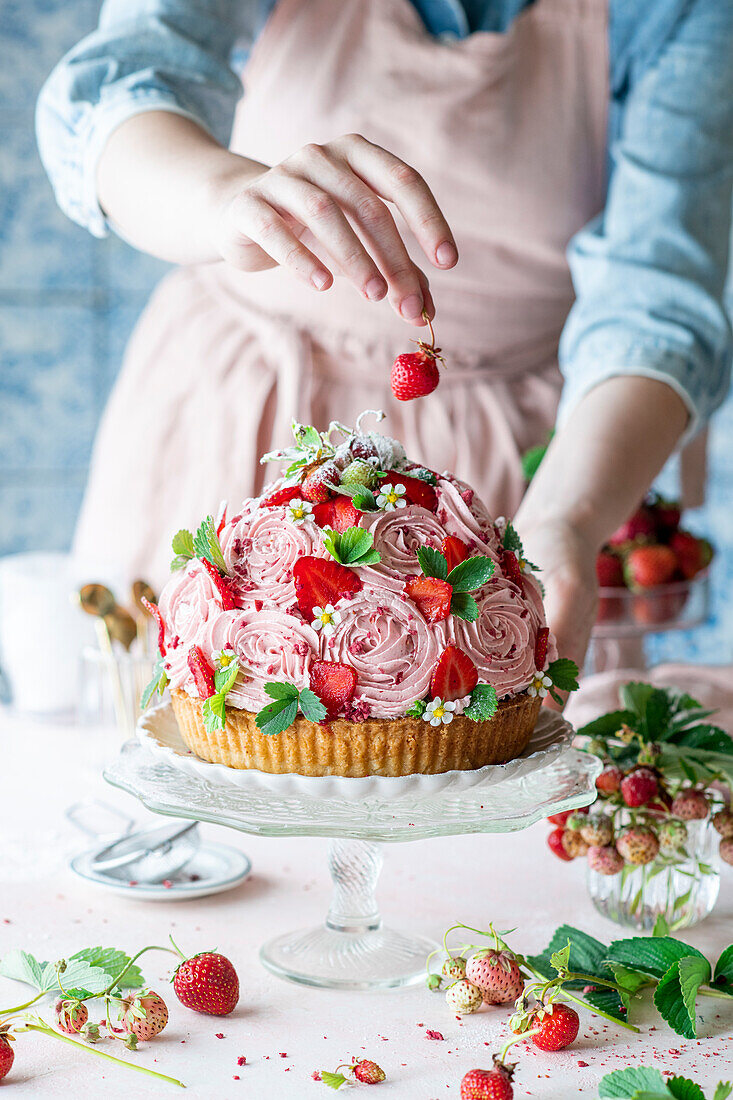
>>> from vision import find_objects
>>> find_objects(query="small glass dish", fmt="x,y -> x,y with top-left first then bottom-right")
587,817 -> 720,931
592,572 -> 710,639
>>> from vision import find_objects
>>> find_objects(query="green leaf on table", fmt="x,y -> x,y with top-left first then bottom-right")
599,1066 -> 668,1099
416,546 -> 448,580
665,1078 -> 707,1100
140,656 -> 169,710
464,683 -> 498,722
605,936 -> 706,981
0,950 -> 51,992
712,944 -> 733,995
447,556 -> 494,592
193,515 -> 227,574
653,955 -> 711,1039
620,682 -> 658,718
641,689 -> 672,740
70,948 -> 143,991
667,725 -> 733,755
449,592 -> 479,623
578,710 -> 636,740
321,1070 -> 347,1090
530,925 -> 609,982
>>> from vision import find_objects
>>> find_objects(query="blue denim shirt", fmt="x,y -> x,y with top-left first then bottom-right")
36,0 -> 733,437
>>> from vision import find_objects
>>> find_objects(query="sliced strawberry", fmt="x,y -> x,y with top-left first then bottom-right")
261,485 -> 303,508
380,473 -> 438,512
187,645 -> 216,699
534,626 -> 550,670
430,645 -> 478,702
404,574 -> 452,623
216,506 -> 227,537
201,557 -> 238,611
501,549 -> 523,590
293,556 -> 362,622
141,596 -> 166,656
309,660 -> 358,719
313,496 -> 360,533
441,535 -> 468,573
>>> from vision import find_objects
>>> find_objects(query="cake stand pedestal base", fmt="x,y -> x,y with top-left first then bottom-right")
260,840 -> 434,989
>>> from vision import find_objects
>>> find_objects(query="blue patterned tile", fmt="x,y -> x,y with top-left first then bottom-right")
0,1 -> 97,111
0,125 -> 95,291
0,304 -> 98,470
0,475 -> 86,555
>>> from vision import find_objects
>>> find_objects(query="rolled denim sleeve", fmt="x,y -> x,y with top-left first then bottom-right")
36,0 -> 266,238
558,0 -> 733,440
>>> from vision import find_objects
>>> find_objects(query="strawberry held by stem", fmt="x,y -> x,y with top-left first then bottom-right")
390,314 -> 444,401
171,938 -> 239,1017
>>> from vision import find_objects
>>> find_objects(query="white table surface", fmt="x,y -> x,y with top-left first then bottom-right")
2,706 -> 732,1099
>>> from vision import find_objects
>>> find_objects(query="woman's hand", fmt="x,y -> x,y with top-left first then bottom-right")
209,133 -> 456,323
97,115 -> 457,324
515,517 -> 598,674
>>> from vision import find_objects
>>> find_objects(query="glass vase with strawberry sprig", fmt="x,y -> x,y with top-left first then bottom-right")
545,681 -> 733,931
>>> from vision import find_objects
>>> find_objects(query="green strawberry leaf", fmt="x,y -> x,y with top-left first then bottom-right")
264,682 -> 300,703
171,528 -> 194,557
447,555 -> 494,592
214,659 -> 239,697
502,521 -> 524,556
652,956 -> 709,1039
619,682 -> 657,719
256,697 -> 299,737
521,442 -> 549,482
464,683 -> 498,721
140,656 -> 169,709
712,944 -> 733,994
606,937 -> 706,981
323,527 -> 381,567
653,915 -> 671,937
599,1067 -> 668,1098
550,942 -> 571,973
450,592 -> 479,622
202,693 -> 226,734
713,1085 -> 733,1100
321,1070 -> 347,1090
406,700 -> 427,718
528,927 -> 630,1022
299,688 -> 327,723
70,948 -> 144,992
193,515 -> 227,574
666,1077 -> 708,1100
547,658 -> 579,693
0,950 -> 50,992
577,710 -> 636,739
416,546 -> 448,580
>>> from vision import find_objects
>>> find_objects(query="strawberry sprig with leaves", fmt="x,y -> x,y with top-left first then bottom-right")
322,526 -> 381,567
141,657 -> 169,709
201,652 -> 241,734
255,682 -> 327,736
170,515 -> 228,574
599,1065 -> 731,1100
260,421 -> 340,479
542,658 -> 580,705
415,545 -> 495,623
407,682 -> 498,722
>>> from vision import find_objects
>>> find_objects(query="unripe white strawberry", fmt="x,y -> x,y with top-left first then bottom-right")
616,827 -> 659,865
122,990 -> 168,1041
580,814 -> 614,847
587,844 -> 624,876
445,979 -> 482,1015
442,955 -> 467,981
465,950 -> 524,1006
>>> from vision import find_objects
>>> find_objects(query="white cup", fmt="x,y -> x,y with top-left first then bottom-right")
0,552 -> 96,717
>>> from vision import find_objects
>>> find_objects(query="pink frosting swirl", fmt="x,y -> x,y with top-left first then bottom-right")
435,477 -> 502,559
359,506 -> 450,592
448,577 -> 544,699
158,560 -> 224,690
323,589 -> 446,718
198,608 -> 320,711
221,505 -> 328,608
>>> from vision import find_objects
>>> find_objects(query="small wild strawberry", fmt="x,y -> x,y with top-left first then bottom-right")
55,998 -> 89,1035
530,1002 -> 579,1052
320,1058 -> 386,1088
620,767 -> 658,808
121,990 -> 168,1041
0,1025 -> 14,1082
671,788 -> 709,821
460,1057 -> 515,1099
466,949 -> 524,1006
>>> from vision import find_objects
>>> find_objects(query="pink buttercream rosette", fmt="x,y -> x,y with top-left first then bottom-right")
359,506 -> 451,592
158,560 -> 227,689
435,477 -> 502,559
220,504 -> 328,608
198,607 -> 320,711
323,589 -> 447,719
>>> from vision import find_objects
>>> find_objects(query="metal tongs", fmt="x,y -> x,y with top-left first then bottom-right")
66,800 -> 200,883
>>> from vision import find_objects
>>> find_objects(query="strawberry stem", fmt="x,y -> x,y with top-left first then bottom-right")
102,945 -> 176,998
0,992 -> 45,1014
16,1020 -> 186,1087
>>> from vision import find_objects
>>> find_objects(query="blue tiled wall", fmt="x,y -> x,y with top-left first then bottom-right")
1,2 -> 731,666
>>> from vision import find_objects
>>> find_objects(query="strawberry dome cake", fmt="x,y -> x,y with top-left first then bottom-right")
144,413 -> 574,777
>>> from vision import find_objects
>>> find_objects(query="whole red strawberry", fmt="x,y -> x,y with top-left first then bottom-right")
302,460 -> 340,503
465,949 -> 524,1006
608,505 -> 657,547
122,990 -> 169,1040
173,947 -> 239,1016
596,550 -> 624,588
391,316 -> 445,402
547,807 -> 588,826
0,1026 -> 14,1082
460,1059 -> 514,1100
55,998 -> 89,1034
669,530 -> 713,580
623,545 -> 677,590
353,1060 -> 386,1084
531,1003 -> 579,1052
650,495 -> 681,536
595,764 -> 623,793
671,788 -> 709,821
620,766 -> 658,808
547,826 -> 573,862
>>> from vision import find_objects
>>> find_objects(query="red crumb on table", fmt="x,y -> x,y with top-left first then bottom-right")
237,1057 -> 246,1066
312,1071 -> 322,1081
162,880 -> 173,888
578,1061 -> 589,1067
215,1033 -> 225,1039
426,1030 -> 444,1041
279,1052 -> 288,1058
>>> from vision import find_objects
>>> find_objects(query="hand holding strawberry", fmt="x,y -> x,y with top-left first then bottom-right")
390,312 -> 445,400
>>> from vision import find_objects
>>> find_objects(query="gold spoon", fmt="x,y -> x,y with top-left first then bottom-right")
131,580 -> 158,656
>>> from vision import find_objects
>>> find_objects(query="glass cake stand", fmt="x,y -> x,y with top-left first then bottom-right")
104,707 -> 600,990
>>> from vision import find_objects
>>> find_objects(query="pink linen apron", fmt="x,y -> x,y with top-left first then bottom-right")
74,0 -> 608,586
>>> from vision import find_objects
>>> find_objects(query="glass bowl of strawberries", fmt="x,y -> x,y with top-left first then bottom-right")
592,494 -> 713,638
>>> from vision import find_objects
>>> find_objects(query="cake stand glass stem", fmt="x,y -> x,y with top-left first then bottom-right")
326,840 -> 382,934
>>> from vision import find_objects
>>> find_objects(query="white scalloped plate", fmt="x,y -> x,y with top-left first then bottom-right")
137,702 -> 575,800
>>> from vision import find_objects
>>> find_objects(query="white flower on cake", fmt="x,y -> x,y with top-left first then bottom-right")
424,697 -> 456,726
376,483 -> 407,511
287,498 -> 314,525
213,648 -> 238,669
528,672 -> 552,699
311,603 -> 342,636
